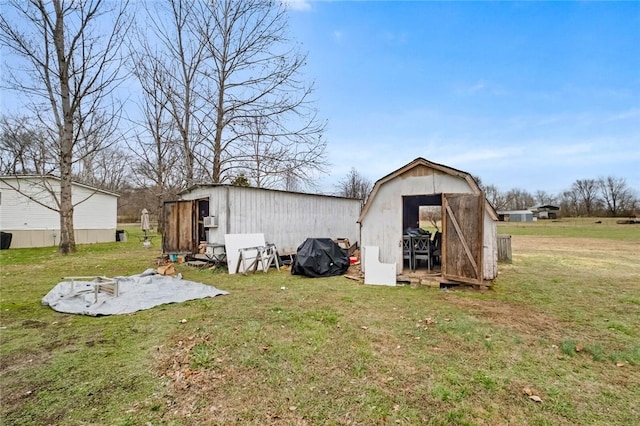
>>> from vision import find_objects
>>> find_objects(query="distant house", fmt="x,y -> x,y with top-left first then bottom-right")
531,205 -> 560,220
497,210 -> 534,222
0,176 -> 119,248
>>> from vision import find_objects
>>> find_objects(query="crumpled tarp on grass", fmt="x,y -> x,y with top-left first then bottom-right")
42,269 -> 229,316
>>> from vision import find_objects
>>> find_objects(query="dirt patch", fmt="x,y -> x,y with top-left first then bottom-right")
0,348 -> 52,375
443,295 -> 564,340
511,235 -> 639,258
21,319 -> 48,329
155,336 -> 310,425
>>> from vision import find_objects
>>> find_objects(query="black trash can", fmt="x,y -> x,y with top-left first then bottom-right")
115,230 -> 126,242
0,231 -> 12,250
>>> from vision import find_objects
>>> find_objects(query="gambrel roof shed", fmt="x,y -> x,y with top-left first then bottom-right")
358,157 -> 499,284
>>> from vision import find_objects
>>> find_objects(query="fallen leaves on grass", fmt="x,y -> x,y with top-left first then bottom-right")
416,317 -> 436,330
522,387 -> 543,403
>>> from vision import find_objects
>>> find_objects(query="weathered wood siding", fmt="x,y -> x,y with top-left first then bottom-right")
497,234 -> 512,263
442,193 -> 484,284
163,200 -> 198,254
360,170 -> 498,279
181,186 -> 361,254
0,177 -> 118,248
483,214 -> 499,278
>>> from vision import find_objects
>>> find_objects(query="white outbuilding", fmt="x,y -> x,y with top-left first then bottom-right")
358,158 -> 499,285
163,184 -> 362,255
0,176 -> 119,248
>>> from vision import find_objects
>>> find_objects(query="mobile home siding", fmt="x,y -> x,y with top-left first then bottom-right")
0,177 -> 117,248
181,186 -> 361,254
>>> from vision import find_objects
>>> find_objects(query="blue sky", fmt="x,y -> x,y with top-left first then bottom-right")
284,1 -> 640,195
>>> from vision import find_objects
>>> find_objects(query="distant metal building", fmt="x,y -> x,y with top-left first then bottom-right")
358,158 -> 499,285
163,184 -> 362,255
531,205 -> 560,220
497,210 -> 534,222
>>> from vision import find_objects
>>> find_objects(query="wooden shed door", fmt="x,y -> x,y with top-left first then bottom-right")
442,194 -> 483,285
162,200 -> 198,254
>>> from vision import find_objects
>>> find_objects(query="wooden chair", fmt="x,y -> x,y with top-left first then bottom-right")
412,234 -> 431,271
402,235 -> 413,271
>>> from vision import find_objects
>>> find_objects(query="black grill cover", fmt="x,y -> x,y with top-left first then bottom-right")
291,238 -> 349,278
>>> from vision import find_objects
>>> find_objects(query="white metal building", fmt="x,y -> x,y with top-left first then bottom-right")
163,184 -> 362,255
358,158 -> 499,285
497,210 -> 535,222
0,176 -> 119,248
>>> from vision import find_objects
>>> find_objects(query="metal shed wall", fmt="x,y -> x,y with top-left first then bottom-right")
181,186 -> 361,254
360,170 -> 497,280
498,211 -> 534,222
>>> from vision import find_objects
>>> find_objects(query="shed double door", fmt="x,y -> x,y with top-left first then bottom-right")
163,200 -> 198,254
442,193 -> 484,285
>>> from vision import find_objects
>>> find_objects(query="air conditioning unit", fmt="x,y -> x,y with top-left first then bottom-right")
203,216 -> 218,228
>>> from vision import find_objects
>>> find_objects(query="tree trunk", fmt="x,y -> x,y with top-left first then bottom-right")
54,0 -> 76,254
212,80 -> 225,183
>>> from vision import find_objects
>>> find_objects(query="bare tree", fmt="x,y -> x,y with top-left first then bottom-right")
559,189 -> 580,217
1,0 -> 131,253
235,115 -> 326,189
534,189 -> 556,206
132,0 -> 327,188
483,184 -> 508,210
598,176 -> 636,217
336,167 -> 372,201
0,115 -> 57,175
504,188 -> 535,210
130,0 -> 210,188
571,179 -> 600,216
471,174 -> 483,191
81,145 -> 132,192
197,0 -> 328,184
128,42 -> 188,226
74,112 -> 130,191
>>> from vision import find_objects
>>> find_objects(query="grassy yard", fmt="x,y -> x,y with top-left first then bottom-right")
1,222 -> 639,425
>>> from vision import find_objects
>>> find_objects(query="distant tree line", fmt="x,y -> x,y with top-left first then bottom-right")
333,169 -> 638,218
479,177 -> 638,218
